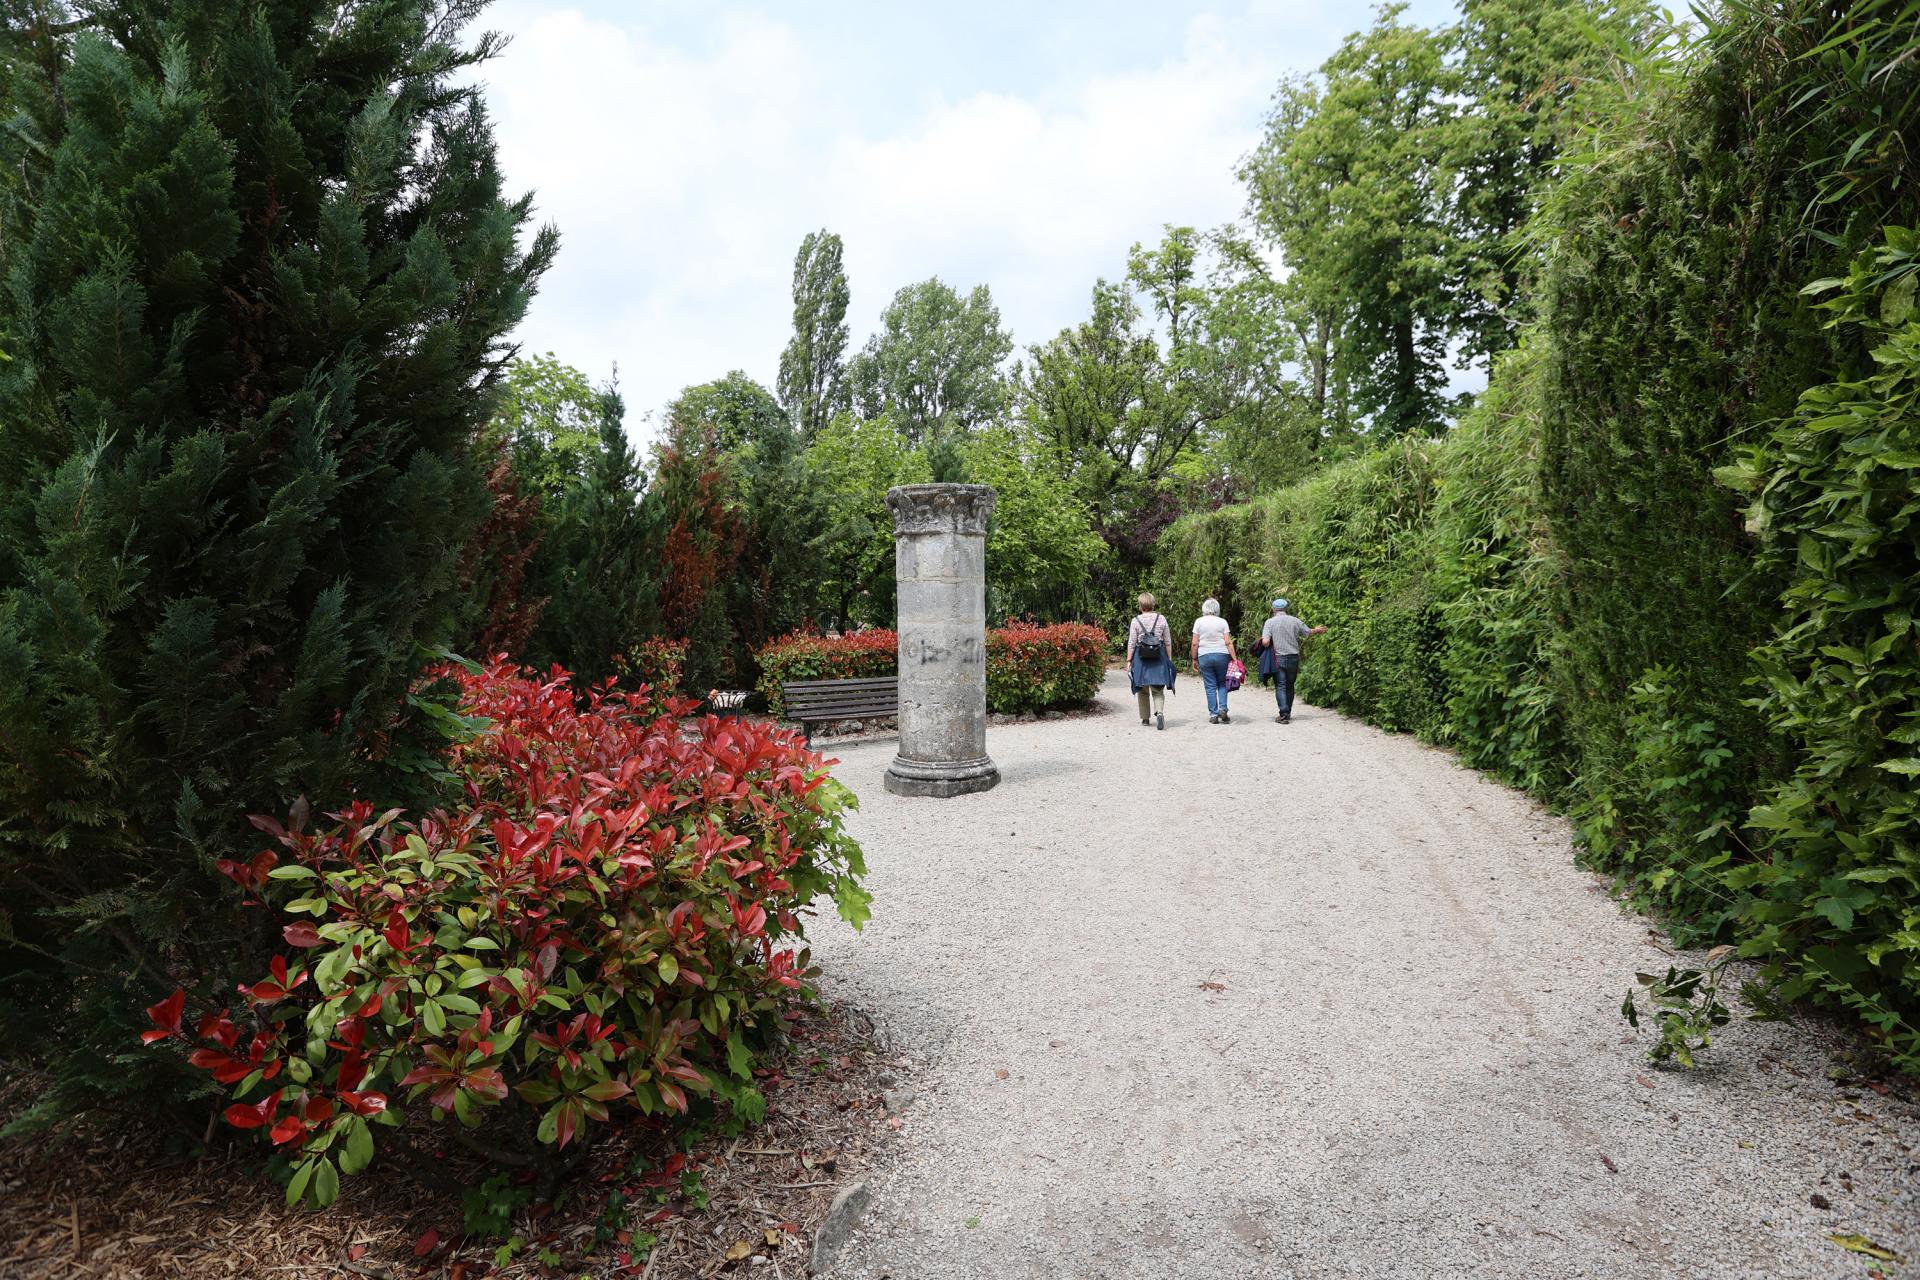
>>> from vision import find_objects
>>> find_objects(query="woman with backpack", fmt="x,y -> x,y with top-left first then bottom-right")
1126,593 -> 1176,729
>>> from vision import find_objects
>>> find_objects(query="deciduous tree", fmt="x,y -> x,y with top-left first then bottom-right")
849,278 -> 1012,443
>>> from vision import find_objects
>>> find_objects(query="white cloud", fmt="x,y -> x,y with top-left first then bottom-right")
478,3 -> 1372,444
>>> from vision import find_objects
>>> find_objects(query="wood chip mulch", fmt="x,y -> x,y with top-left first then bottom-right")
0,1002 -> 908,1279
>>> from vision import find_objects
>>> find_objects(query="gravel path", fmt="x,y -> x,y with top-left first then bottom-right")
806,671 -> 1918,1279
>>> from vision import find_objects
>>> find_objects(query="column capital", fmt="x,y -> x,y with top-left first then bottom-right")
886,483 -> 996,537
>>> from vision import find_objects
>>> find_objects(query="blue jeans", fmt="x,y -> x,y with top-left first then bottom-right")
1198,652 -> 1231,716
1273,654 -> 1301,717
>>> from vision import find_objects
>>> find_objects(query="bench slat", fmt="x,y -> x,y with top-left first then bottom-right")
785,703 -> 899,717
781,678 -> 896,692
784,688 -> 898,702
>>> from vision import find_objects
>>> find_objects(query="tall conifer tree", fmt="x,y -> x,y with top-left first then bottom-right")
0,0 -> 554,1120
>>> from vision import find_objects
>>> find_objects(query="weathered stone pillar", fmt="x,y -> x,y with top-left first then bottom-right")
884,483 -> 999,798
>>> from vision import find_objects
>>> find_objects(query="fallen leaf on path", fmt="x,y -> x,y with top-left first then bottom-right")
765,1229 -> 784,1247
347,1244 -> 367,1261
413,1228 -> 440,1258
1199,981 -> 1227,992
1599,1154 -> 1618,1174
725,1240 -> 753,1261
1635,1074 -> 1656,1089
994,1069 -> 1009,1079
1810,1194 -> 1831,1210
1829,1234 -> 1901,1262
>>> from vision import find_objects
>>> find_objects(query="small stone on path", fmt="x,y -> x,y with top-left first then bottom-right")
809,1181 -> 871,1275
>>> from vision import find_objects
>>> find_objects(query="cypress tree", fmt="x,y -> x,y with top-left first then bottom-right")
0,0 -> 555,1126
523,380 -> 663,684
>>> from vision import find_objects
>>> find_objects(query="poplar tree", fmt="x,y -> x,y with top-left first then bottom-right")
777,229 -> 851,440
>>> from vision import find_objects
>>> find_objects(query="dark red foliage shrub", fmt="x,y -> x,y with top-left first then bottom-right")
463,453 -> 548,658
143,660 -> 869,1205
755,623 -> 1108,717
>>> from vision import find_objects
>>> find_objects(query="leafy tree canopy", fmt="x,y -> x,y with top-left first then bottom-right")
486,353 -> 607,497
849,278 -> 1013,443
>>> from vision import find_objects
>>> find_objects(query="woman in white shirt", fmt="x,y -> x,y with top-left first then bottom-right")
1188,598 -> 1239,724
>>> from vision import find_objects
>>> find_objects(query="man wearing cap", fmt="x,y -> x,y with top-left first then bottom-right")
1258,598 -> 1325,724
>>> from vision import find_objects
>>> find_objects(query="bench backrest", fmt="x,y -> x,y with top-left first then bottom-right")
780,676 -> 899,722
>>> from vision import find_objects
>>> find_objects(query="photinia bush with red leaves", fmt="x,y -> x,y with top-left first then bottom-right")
613,637 -> 689,714
984,622 -> 1108,714
142,659 -> 869,1206
755,623 -> 1108,717
754,630 -> 900,716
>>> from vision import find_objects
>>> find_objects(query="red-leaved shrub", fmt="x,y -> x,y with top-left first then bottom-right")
143,659 -> 869,1205
755,630 -> 899,716
614,637 -> 689,712
755,623 -> 1108,717
985,622 -> 1108,713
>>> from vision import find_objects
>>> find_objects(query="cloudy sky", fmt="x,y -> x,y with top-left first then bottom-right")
479,0 -> 1463,437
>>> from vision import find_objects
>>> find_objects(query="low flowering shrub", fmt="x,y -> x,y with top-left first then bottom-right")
985,622 -> 1107,713
755,630 -> 898,717
142,659 -> 870,1205
614,637 -> 689,713
755,623 -> 1108,717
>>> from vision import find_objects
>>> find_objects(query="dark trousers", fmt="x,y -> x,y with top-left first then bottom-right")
1273,654 -> 1301,717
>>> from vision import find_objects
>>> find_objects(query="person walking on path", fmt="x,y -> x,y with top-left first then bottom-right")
1255,597 -> 1326,724
1190,598 -> 1239,724
1126,594 -> 1176,730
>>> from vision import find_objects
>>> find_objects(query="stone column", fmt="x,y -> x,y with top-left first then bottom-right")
884,483 -> 999,798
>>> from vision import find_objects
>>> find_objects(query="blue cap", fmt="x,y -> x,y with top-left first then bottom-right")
1273,598 -> 1289,610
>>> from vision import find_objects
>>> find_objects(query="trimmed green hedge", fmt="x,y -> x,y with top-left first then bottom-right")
1155,3 -> 1920,1068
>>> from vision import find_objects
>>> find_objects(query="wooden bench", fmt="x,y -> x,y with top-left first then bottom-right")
780,677 -> 899,745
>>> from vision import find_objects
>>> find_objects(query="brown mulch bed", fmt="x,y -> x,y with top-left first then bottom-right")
0,1004 -> 907,1279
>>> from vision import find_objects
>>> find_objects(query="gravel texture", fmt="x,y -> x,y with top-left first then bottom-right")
806,671 -> 1919,1279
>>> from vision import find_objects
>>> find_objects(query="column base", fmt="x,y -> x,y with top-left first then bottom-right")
884,754 -> 1000,798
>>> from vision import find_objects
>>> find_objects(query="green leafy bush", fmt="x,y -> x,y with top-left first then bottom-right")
142,658 -> 870,1204
1428,347 -> 1570,797
1720,231 -> 1920,1064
